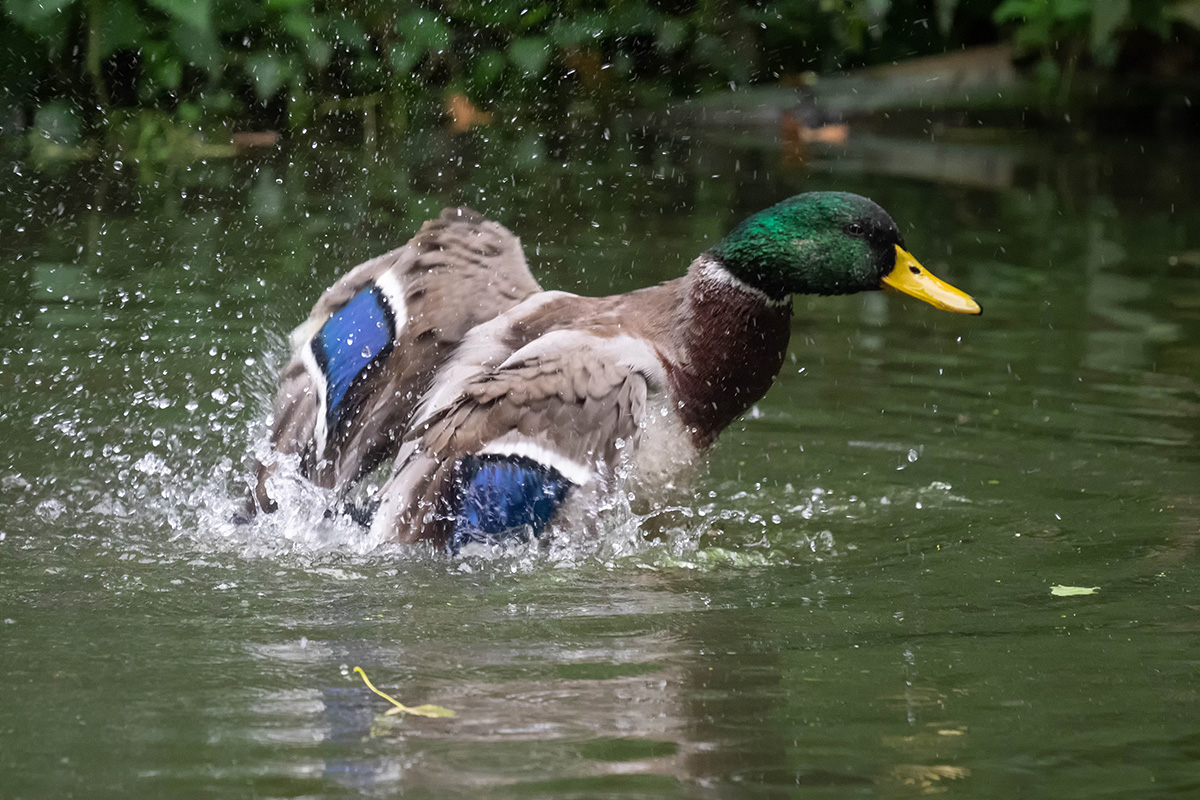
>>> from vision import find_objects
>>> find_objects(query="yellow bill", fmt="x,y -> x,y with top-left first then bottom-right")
882,246 -> 982,315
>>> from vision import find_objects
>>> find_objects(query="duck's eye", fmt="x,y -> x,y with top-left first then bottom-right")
845,222 -> 866,237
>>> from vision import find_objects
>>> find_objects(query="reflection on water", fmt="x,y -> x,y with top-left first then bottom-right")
2,122 -> 1199,797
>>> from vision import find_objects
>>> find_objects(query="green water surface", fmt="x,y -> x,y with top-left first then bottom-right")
1,122 -> 1198,798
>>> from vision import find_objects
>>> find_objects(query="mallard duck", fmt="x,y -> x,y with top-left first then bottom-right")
249,193 -> 980,551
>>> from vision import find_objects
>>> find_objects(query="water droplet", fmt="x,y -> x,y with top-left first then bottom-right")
35,498 -> 66,521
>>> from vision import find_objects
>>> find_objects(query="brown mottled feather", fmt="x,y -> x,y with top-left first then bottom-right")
251,207 -> 541,512
254,202 -> 795,546
365,261 -> 793,544
373,334 -> 653,544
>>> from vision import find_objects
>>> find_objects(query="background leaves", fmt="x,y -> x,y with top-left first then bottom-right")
2,0 -> 1198,152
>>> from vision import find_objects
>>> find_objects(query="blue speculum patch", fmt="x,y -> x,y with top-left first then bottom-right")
311,286 -> 394,433
450,454 -> 573,552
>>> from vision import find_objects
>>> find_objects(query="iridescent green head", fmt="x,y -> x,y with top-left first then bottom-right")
710,192 -> 981,314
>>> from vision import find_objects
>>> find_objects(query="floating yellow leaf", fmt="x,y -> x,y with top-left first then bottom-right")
1050,585 -> 1100,597
353,667 -> 456,718
388,703 -> 456,718
891,764 -> 970,789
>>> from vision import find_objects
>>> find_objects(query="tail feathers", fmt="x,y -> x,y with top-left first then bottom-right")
449,454 -> 573,552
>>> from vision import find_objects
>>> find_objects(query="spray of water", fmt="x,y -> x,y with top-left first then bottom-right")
9,325 -> 955,577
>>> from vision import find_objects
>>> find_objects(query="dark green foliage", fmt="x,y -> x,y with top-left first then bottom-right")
4,0 -> 775,144
2,0 -> 1197,152
991,0 -> 1199,100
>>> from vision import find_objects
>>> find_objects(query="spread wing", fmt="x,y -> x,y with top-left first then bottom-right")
251,207 -> 541,512
367,331 -> 659,548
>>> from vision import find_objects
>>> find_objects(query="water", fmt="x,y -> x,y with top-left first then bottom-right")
2,123 -> 1199,798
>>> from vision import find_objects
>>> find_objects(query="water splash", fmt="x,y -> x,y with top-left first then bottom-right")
4,325 -> 915,577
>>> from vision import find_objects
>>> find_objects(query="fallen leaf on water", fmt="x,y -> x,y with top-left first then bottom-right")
387,703 -> 456,718
1050,585 -> 1099,597
891,764 -> 970,790
354,666 -> 456,718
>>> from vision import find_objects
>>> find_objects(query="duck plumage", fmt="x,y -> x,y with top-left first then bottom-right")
250,195 -> 981,551
253,208 -> 540,511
